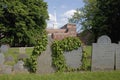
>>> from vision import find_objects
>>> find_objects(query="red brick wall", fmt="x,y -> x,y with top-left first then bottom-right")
46,23 -> 77,40
46,29 -> 66,34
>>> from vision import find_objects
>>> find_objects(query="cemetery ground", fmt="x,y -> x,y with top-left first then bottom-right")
4,46 -> 92,67
4,47 -> 33,66
0,71 -> 120,80
1,46 -> 120,80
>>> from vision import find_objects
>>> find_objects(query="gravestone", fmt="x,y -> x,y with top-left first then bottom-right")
36,35 -> 55,74
91,35 -> 116,71
0,44 -> 9,53
0,53 -> 5,65
0,65 -> 12,74
13,60 -> 28,73
63,47 -> 83,69
5,56 -> 14,62
19,47 -> 26,54
18,54 -> 28,60
116,42 -> 120,70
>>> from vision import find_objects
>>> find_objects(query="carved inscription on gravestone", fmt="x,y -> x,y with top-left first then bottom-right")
116,42 -> 120,70
91,35 -> 115,71
63,47 -> 83,69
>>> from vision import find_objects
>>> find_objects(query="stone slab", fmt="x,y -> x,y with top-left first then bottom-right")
36,35 -> 55,74
0,45 -> 9,53
63,47 -> 83,69
19,47 -> 26,54
91,43 -> 116,71
0,53 -> 5,65
116,44 -> 120,70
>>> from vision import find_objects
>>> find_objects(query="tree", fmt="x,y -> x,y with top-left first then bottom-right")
69,0 -> 97,44
70,0 -> 120,43
0,0 -> 49,46
95,0 -> 120,43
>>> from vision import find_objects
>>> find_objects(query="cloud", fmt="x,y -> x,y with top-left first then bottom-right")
57,9 -> 76,28
62,9 -> 76,18
47,10 -> 77,29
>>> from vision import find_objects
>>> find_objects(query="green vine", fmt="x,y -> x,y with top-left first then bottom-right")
51,37 -> 82,72
25,31 -> 48,73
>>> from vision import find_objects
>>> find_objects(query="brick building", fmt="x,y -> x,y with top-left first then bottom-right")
46,23 -> 77,40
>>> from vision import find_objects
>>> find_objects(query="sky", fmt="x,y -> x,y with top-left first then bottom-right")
44,0 -> 84,29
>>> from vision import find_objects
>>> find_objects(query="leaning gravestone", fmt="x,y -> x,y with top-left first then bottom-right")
116,42 -> 120,70
91,35 -> 116,71
63,47 -> 83,69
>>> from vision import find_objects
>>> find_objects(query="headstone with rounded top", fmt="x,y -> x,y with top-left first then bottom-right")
97,35 -> 111,44
13,60 -> 28,73
0,44 -> 9,53
91,35 -> 116,71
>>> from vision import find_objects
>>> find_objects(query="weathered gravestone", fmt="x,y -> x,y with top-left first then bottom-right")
0,45 -> 12,74
36,35 -> 55,74
13,60 -> 28,73
0,53 -> 5,65
0,45 -> 8,66
0,45 -> 9,53
91,35 -> 116,71
0,65 -> 12,74
63,47 -> 83,69
18,53 -> 28,60
116,42 -> 120,70
5,56 -> 14,62
19,47 -> 26,54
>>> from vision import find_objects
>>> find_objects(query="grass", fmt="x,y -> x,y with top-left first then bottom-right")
0,71 -> 120,80
84,46 -> 92,56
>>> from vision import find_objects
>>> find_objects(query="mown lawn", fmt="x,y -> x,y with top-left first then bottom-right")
0,71 -> 120,80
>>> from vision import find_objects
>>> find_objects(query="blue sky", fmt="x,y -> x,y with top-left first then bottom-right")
44,0 -> 84,29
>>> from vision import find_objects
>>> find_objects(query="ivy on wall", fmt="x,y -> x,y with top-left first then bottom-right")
25,35 -> 89,73
51,37 -> 82,72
